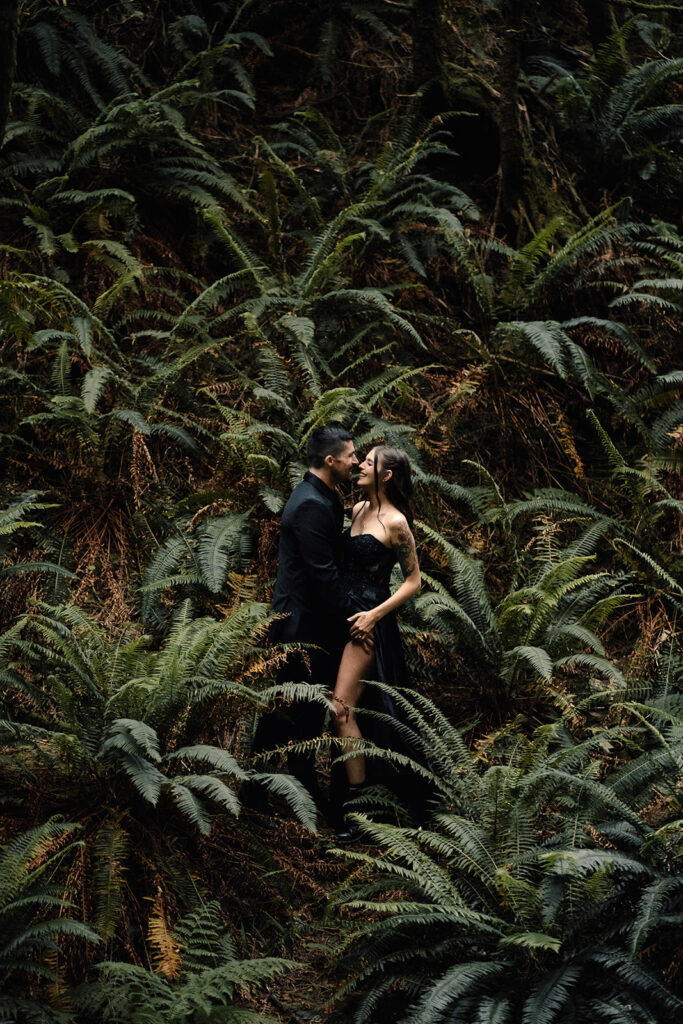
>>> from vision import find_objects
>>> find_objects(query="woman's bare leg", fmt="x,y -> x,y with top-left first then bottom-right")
331,639 -> 375,785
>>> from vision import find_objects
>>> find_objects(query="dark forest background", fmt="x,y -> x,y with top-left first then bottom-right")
0,1 -> 682,1022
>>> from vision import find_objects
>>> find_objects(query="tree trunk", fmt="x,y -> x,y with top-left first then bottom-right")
498,0 -> 530,236
580,0 -> 616,51
410,0 -> 446,116
0,0 -> 19,148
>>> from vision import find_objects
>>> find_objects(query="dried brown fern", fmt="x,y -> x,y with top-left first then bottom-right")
147,892 -> 181,980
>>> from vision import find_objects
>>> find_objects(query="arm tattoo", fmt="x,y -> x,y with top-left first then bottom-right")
393,524 -> 416,577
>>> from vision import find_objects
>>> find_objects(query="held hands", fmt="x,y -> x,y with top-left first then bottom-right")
348,610 -> 378,654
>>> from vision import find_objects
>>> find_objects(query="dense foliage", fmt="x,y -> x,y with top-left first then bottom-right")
0,1 -> 681,1021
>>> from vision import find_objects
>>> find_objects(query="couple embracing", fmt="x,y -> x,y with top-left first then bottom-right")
257,424 -> 421,841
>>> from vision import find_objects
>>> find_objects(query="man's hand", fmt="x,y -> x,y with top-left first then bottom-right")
357,630 -> 375,655
348,610 -> 378,648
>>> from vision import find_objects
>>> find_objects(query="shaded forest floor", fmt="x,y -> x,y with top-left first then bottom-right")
217,814 -> 359,1024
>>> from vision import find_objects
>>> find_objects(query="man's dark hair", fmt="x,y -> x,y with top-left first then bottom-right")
307,424 -> 353,468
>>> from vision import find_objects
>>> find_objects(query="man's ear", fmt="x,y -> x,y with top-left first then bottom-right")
324,453 -> 336,467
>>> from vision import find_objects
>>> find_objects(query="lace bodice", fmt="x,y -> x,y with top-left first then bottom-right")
341,530 -> 396,605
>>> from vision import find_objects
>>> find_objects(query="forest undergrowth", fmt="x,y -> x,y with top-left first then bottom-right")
0,2 -> 682,1022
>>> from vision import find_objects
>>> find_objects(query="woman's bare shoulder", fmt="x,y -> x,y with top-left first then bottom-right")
387,509 -> 412,539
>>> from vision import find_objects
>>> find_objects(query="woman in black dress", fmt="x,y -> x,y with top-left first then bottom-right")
330,446 -> 421,825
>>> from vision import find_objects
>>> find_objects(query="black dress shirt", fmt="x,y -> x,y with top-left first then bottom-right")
271,471 -> 354,653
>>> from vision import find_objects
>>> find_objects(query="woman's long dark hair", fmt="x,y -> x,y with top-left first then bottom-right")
372,446 -> 415,531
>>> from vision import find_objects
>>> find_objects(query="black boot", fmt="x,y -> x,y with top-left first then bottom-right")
335,782 -> 367,844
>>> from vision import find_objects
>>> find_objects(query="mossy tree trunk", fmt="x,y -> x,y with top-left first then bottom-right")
0,0 -> 19,147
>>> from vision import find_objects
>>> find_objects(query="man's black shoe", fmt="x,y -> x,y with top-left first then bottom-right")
334,820 -> 363,844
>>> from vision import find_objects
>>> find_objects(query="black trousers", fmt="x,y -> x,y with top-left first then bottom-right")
244,646 -> 345,819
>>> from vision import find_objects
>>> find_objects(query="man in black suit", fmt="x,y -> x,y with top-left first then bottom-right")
251,424 -> 364,818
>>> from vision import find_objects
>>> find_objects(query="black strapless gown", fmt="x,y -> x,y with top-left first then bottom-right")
340,530 -> 411,782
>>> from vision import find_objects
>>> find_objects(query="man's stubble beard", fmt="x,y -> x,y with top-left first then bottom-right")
331,466 -> 354,489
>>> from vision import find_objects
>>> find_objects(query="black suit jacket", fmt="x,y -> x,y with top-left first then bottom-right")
271,472 -> 354,662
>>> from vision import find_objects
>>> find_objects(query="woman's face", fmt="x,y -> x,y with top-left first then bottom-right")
357,447 -> 379,489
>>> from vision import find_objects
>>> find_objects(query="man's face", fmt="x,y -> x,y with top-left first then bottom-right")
328,440 -> 358,484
